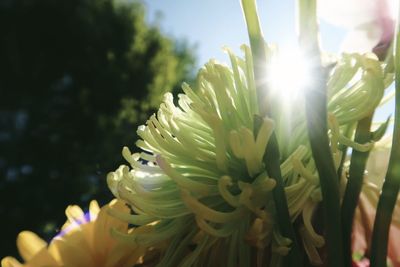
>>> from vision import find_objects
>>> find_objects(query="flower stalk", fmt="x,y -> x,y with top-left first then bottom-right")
241,0 -> 302,265
297,0 -> 345,266
341,115 -> 373,267
370,8 -> 400,266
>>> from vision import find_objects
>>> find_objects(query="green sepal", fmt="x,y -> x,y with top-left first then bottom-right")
372,116 -> 392,141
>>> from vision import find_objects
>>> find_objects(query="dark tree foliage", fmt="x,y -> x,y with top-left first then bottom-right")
0,0 -> 195,257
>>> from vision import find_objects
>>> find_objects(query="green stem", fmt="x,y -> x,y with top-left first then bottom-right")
304,68 -> 344,267
336,123 -> 356,178
341,115 -> 372,267
254,118 -> 303,266
370,29 -> 400,267
265,135 -> 303,266
241,0 -> 302,265
240,0 -> 269,115
297,0 -> 344,266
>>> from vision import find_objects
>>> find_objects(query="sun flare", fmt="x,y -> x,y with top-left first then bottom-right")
267,48 -> 311,105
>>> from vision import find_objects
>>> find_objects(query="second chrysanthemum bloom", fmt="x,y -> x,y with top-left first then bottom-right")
1,199 -> 156,267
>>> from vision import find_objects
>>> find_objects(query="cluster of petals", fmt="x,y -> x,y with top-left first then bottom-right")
1,200 -> 152,267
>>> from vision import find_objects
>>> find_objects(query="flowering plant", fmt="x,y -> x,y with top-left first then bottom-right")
3,0 -> 400,266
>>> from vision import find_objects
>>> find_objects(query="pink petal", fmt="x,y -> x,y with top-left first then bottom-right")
352,258 -> 370,267
318,0 -> 396,52
318,0 -> 379,28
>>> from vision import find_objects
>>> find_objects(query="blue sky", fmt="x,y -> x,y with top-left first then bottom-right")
142,0 -> 346,65
142,0 -> 394,123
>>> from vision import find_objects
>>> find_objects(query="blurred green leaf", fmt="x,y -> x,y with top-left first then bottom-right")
0,0 -> 196,258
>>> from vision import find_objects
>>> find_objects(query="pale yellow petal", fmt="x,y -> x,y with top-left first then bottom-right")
108,199 -> 130,214
105,226 -> 160,267
1,257 -> 22,267
49,222 -> 93,261
89,200 -> 100,220
93,200 -> 129,254
16,231 -> 47,262
74,223 -> 94,251
65,205 -> 85,224
25,248 -> 59,267
105,242 -> 145,267
49,238 -> 92,267
61,205 -> 86,231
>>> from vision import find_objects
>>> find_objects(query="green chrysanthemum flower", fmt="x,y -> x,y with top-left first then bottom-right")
107,45 -> 390,266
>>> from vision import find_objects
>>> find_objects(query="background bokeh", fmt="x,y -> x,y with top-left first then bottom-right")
0,0 -> 195,258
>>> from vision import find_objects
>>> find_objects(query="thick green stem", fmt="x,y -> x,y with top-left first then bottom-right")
370,29 -> 400,267
336,123 -> 356,178
253,118 -> 303,266
341,115 -> 372,267
264,135 -> 303,266
241,0 -> 302,265
304,68 -> 344,267
298,0 -> 344,266
240,0 -> 269,115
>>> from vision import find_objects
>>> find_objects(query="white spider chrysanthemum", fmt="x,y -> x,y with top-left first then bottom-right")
107,44 -> 389,266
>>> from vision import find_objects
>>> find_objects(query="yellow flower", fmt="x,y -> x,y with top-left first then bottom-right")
1,199 -> 149,267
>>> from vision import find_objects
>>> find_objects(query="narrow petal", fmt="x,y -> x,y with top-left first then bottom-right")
16,231 -> 47,262
64,205 -> 85,226
1,257 -> 22,267
89,200 -> 100,220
